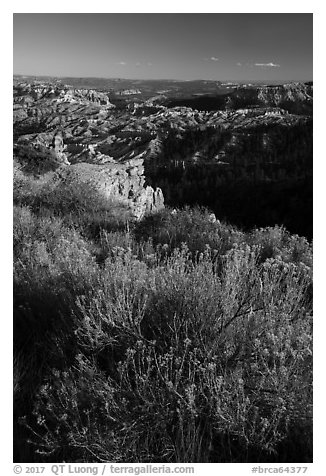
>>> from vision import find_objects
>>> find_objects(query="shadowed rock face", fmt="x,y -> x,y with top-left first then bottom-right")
53,160 -> 164,220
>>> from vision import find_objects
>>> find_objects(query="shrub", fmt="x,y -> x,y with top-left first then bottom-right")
248,226 -> 312,267
14,171 -> 132,239
14,178 -> 312,463
134,206 -> 244,257
14,205 -> 100,430
22,243 -> 312,462
14,143 -> 60,176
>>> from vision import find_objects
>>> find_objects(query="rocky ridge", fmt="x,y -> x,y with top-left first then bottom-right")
256,82 -> 313,105
13,81 -> 165,219
13,79 -> 312,222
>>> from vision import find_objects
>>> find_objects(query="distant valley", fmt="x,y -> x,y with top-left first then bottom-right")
13,76 -> 313,237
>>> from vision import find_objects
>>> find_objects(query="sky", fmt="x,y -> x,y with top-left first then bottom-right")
13,13 -> 313,82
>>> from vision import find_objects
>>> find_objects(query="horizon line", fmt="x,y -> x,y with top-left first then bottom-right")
13,73 -> 313,84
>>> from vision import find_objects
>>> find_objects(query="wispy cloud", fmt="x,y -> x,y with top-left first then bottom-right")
135,62 -> 141,67
118,61 -> 127,66
147,62 -> 153,66
236,61 -> 280,68
254,62 -> 280,68
204,56 -> 219,62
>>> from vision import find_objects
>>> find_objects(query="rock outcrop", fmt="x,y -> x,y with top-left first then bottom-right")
53,159 -> 164,220
16,130 -> 70,166
51,131 -> 70,165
